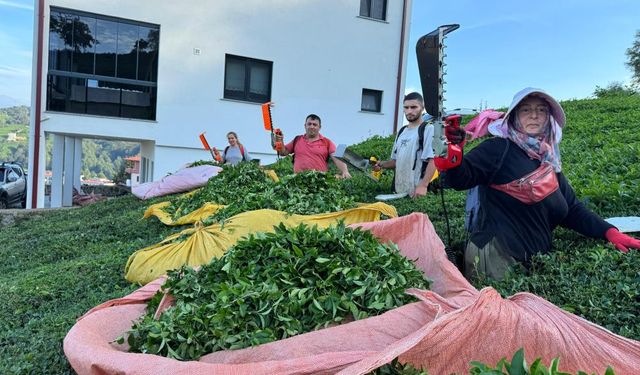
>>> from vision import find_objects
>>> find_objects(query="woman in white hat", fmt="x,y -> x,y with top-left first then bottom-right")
442,87 -> 640,280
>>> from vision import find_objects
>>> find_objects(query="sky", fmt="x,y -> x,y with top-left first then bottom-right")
406,0 -> 640,110
0,0 -> 638,109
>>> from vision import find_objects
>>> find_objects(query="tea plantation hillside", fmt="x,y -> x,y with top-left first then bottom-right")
1,94 -> 639,374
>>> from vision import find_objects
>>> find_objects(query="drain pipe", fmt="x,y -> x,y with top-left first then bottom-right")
392,0 -> 409,134
29,0 -> 45,208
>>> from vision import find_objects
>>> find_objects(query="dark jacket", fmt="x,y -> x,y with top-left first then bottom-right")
444,137 -> 613,262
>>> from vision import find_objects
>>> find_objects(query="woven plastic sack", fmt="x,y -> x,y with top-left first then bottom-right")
132,165 -> 223,200
125,203 -> 398,284
66,214 -> 640,375
142,169 -> 281,225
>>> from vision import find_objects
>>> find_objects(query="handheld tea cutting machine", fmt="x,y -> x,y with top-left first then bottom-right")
332,144 -> 382,182
261,102 -> 283,159
416,24 -> 463,170
416,24 -> 462,258
198,132 -> 222,162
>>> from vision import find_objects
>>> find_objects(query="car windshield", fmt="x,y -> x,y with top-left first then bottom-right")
0,168 -> 5,182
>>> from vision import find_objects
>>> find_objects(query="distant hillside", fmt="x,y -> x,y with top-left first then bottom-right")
0,95 -> 28,109
0,106 -> 139,179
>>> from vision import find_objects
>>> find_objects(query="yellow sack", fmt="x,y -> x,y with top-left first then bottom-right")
125,202 -> 397,285
144,201 -> 225,226
143,169 -> 279,226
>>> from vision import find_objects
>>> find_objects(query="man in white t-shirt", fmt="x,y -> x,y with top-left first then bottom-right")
374,92 -> 437,197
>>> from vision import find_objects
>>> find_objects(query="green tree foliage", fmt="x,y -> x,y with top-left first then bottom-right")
593,81 -> 637,98
1,107 -> 139,178
626,30 -> 640,87
0,106 -> 29,126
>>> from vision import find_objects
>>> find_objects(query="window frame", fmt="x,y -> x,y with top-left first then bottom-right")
223,54 -> 273,104
359,0 -> 388,21
46,7 -> 160,120
361,88 -> 383,113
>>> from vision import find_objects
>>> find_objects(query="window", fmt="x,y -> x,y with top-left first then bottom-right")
359,0 -> 387,21
361,89 -> 382,112
224,54 -> 272,103
47,8 -> 159,120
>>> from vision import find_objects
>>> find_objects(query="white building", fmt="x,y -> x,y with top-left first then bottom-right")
28,0 -> 413,208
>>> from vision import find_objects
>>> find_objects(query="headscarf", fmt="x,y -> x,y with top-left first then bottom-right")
488,88 -> 565,172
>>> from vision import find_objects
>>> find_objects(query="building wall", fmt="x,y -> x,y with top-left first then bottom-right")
34,0 -> 411,186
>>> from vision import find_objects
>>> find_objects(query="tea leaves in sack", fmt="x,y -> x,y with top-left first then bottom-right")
122,222 -> 430,360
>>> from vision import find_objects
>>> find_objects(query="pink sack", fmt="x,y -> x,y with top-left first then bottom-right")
64,214 -> 640,374
131,165 -> 222,200
464,109 -> 504,140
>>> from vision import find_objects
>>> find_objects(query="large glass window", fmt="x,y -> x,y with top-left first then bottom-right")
47,8 -> 159,120
224,54 -> 272,104
359,0 -> 387,21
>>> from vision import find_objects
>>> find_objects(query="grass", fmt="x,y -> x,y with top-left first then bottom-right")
1,94 -> 639,373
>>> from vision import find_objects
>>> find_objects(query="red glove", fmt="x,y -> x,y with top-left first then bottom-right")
605,228 -> 640,253
445,127 -> 467,146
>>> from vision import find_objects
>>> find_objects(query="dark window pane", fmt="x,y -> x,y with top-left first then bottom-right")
360,0 -> 386,20
68,77 -> 87,114
72,15 -> 97,74
120,84 -> 156,120
224,57 -> 246,100
95,19 -> 117,77
361,89 -> 382,112
116,22 -> 139,79
46,74 -> 87,114
47,74 -> 69,111
249,63 -> 270,95
359,0 -> 369,17
48,11 -> 73,71
137,26 -> 159,82
371,0 -> 386,20
86,79 -> 121,117
224,55 -> 272,103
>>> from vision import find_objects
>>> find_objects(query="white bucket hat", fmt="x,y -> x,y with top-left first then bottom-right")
503,87 -> 566,127
488,87 -> 565,141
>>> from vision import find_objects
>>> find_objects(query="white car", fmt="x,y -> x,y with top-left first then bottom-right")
0,163 -> 27,209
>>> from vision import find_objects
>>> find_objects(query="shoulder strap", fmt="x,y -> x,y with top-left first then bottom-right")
396,125 -> 408,138
291,135 -> 301,164
417,121 -> 427,152
239,145 -> 246,160
413,122 -> 428,170
223,146 -> 229,163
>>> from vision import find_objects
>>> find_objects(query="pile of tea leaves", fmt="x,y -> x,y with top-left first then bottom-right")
163,162 -> 358,223
187,160 -> 221,167
166,162 -> 275,219
204,170 -> 358,223
122,223 -> 430,360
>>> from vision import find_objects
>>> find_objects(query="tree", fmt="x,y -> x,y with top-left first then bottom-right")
593,81 -> 637,98
627,30 -> 640,87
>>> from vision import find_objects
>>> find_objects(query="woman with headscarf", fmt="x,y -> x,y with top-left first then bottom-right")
442,87 -> 640,280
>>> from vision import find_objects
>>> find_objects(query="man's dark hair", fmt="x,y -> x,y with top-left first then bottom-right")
404,92 -> 424,104
305,114 -> 322,125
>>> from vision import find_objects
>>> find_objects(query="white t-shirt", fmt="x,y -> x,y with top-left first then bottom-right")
391,123 -> 434,194
223,145 -> 251,165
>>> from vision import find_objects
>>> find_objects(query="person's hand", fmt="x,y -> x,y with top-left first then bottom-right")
411,185 -> 428,198
373,161 -> 383,172
445,127 -> 467,145
273,129 -> 284,151
605,228 -> 640,253
339,170 -> 352,179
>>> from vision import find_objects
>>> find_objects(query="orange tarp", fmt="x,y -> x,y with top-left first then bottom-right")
64,214 -> 640,374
